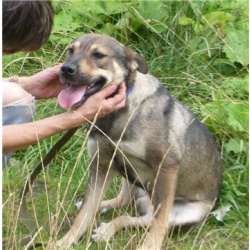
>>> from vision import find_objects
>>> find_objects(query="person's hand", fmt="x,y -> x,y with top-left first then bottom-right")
18,64 -> 65,99
2,82 -> 126,153
74,82 -> 126,122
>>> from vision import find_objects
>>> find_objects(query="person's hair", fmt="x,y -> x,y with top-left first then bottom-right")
3,0 -> 54,54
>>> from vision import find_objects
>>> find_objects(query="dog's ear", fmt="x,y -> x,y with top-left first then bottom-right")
124,47 -> 148,74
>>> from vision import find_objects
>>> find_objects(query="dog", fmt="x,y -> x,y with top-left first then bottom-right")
56,34 -> 222,249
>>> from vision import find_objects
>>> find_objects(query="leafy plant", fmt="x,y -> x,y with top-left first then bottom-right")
2,0 -> 248,249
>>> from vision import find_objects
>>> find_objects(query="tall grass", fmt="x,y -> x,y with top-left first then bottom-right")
2,1 -> 248,249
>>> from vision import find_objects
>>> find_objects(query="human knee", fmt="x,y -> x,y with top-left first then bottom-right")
2,81 -> 32,106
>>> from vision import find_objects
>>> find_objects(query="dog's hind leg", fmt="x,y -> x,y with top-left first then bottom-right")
92,202 -> 154,242
98,178 -> 141,214
91,199 -> 213,244
55,168 -> 117,248
75,178 -> 142,214
169,200 -> 214,227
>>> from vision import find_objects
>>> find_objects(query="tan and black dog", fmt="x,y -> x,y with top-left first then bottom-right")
56,34 -> 222,249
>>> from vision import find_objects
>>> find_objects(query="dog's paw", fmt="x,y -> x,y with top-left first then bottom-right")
54,234 -> 76,249
136,238 -> 161,250
136,246 -> 160,250
91,222 -> 115,242
99,207 -> 108,215
74,200 -> 83,211
46,241 -> 70,250
136,247 -> 154,250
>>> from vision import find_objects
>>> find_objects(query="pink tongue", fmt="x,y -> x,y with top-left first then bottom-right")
58,85 -> 87,109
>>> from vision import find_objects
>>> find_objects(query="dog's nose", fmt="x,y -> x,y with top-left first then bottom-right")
61,64 -> 77,76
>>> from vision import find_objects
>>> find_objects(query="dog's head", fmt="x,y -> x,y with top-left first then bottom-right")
58,34 -> 148,109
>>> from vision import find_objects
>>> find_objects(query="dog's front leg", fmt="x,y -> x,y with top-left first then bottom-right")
138,165 -> 178,250
55,169 -> 117,248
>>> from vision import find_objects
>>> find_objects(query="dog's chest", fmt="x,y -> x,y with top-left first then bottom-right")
88,136 -> 147,166
88,135 -> 153,185
116,140 -> 155,187
119,140 -> 146,160
119,139 -> 154,175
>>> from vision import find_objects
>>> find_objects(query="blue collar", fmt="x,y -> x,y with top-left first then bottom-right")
126,85 -> 133,96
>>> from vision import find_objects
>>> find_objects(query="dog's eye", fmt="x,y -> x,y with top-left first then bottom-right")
67,47 -> 74,55
92,52 -> 106,59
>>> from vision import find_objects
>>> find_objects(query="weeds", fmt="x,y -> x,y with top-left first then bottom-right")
2,1 -> 248,249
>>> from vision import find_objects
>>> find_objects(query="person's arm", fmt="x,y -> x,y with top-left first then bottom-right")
3,83 -> 126,153
3,112 -> 82,152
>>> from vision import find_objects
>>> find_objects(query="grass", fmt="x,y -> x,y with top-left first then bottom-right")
2,1 -> 248,249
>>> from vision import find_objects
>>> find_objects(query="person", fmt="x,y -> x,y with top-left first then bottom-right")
2,0 -> 126,167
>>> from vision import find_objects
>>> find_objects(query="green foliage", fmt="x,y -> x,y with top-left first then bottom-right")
202,75 -> 248,137
225,138 -> 247,154
2,0 -> 248,249
223,30 -> 249,66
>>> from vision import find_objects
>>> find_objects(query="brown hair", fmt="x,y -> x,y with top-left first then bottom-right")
2,0 -> 54,54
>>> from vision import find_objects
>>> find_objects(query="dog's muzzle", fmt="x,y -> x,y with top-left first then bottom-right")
58,64 -> 107,110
